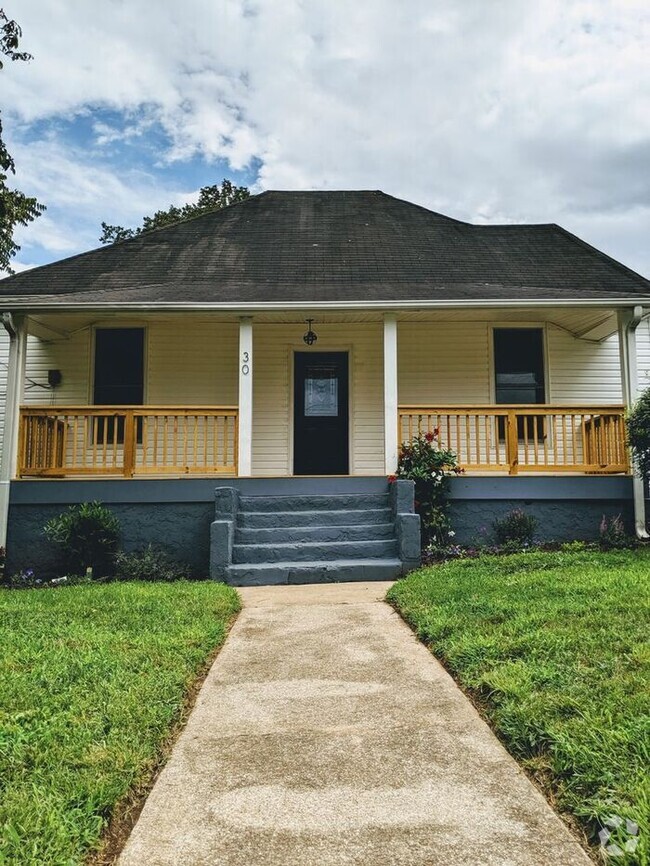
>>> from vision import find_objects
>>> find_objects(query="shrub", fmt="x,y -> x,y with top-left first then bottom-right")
599,514 -> 633,550
492,509 -> 537,548
114,544 -> 191,582
626,387 -> 650,479
43,501 -> 120,576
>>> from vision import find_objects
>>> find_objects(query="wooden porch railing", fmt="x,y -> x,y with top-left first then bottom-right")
398,405 -> 629,475
18,406 -> 239,478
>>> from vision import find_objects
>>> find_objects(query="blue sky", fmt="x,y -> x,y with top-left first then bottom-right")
3,0 -> 650,276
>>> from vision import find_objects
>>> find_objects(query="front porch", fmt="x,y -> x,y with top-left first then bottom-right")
3,307 -> 643,483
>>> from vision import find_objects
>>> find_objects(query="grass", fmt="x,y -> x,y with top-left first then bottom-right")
0,581 -> 240,866
388,549 -> 650,865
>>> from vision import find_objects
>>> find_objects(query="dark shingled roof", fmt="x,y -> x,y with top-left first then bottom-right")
1,190 -> 649,306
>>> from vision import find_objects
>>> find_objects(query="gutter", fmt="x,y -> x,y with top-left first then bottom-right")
624,306 -> 649,540
0,298 -> 649,313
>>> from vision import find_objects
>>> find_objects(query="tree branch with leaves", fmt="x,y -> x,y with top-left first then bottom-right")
0,8 -> 45,274
100,179 -> 250,244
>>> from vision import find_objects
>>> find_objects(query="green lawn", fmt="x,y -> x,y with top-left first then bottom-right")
388,550 -> 650,865
0,581 -> 240,866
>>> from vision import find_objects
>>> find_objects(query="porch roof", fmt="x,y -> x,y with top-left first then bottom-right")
1,190 -> 649,309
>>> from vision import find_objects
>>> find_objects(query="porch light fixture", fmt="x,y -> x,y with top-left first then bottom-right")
303,319 -> 318,346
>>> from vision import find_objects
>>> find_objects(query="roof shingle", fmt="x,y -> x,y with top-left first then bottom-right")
1,190 -> 648,306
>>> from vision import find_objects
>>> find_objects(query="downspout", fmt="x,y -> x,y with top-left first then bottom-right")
622,306 -> 649,540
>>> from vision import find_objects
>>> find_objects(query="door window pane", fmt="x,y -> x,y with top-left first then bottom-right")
304,367 -> 338,416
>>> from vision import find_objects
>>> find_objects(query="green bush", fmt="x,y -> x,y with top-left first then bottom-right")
43,501 -> 120,576
114,544 -> 191,582
492,508 -> 537,547
627,387 -> 650,479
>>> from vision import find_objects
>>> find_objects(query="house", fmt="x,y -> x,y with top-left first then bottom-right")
1,190 -> 649,583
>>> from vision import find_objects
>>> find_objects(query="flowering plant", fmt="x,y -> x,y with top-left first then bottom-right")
394,430 -> 462,548
396,429 -> 462,485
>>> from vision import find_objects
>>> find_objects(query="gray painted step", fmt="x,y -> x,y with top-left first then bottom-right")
227,558 -> 404,586
237,508 -> 393,528
237,494 -> 389,512
235,523 -> 396,544
233,539 -> 398,564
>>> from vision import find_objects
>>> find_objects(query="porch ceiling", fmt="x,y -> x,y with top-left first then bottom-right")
25,306 -> 620,341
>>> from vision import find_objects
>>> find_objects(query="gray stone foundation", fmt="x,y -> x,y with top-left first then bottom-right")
3,475 -> 639,576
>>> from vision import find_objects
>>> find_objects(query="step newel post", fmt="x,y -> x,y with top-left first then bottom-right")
238,317 -> 253,477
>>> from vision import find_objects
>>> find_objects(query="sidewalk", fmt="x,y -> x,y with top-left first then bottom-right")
119,582 -> 592,865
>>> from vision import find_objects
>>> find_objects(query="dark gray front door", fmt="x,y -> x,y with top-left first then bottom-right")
293,352 -> 349,475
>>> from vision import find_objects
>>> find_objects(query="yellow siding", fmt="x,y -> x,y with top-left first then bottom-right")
546,326 -> 623,402
146,321 -> 238,405
22,331 -> 91,405
398,322 -> 491,404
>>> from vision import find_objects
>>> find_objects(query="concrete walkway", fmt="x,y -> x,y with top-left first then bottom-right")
119,583 -> 592,866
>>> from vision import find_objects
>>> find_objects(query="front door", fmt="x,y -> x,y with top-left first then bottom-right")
294,352 -> 349,475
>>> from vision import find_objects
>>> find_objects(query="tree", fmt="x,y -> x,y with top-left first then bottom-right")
0,9 -> 45,274
100,179 -> 250,244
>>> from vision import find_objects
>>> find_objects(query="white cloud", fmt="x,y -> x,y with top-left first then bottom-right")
3,0 -> 650,274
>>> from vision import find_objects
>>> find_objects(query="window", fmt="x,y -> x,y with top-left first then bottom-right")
93,328 -> 144,442
94,328 -> 144,405
493,328 -> 545,438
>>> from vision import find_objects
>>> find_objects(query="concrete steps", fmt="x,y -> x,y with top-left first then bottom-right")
233,538 -> 398,564
210,480 -> 419,586
234,523 -> 396,544
237,508 -> 393,528
227,558 -> 404,586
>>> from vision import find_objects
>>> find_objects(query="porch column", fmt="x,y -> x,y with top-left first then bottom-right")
238,316 -> 253,476
383,313 -> 399,475
618,306 -> 648,539
0,313 -> 27,547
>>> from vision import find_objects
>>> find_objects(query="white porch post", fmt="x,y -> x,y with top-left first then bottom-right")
383,313 -> 398,475
0,313 -> 27,547
618,306 -> 648,539
238,316 -> 253,476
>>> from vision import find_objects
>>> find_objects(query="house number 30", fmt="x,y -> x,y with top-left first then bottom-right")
241,351 -> 250,375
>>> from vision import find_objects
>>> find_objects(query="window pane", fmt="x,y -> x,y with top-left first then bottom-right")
493,328 -> 545,405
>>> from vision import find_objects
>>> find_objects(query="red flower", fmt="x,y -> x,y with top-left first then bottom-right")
433,427 -> 440,437
424,431 -> 435,443
387,474 -> 397,483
